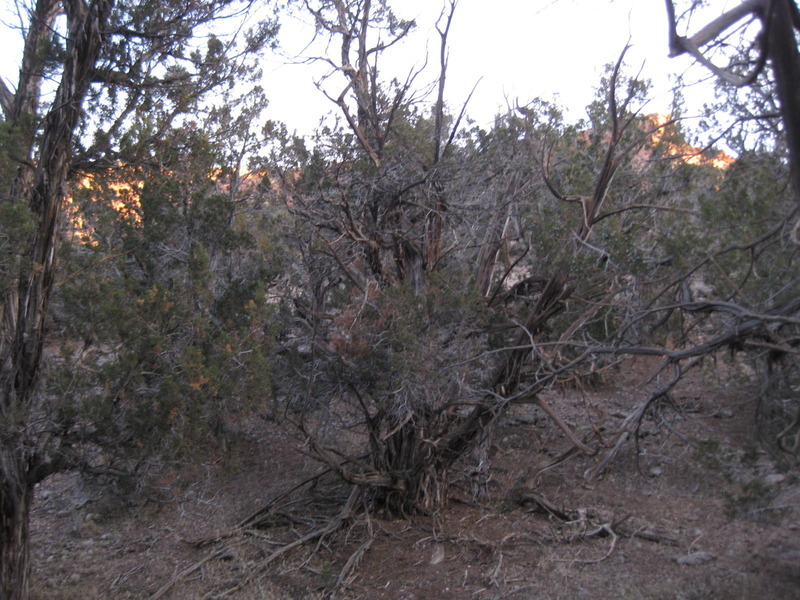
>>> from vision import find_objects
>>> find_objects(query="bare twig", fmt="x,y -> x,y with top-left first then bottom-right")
585,357 -> 703,481
211,486 -> 362,599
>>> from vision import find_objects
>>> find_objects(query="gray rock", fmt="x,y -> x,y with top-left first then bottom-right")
674,551 -> 717,565
764,473 -> 786,485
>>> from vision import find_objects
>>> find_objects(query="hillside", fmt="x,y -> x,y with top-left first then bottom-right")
30,358 -> 800,599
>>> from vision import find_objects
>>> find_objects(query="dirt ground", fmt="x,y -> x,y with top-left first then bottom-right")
29,358 -> 800,599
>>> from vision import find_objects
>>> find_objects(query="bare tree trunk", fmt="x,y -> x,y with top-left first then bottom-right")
0,454 -> 34,600
665,0 -> 800,199
0,0 -> 62,360
766,0 -> 800,199
474,174 -> 520,297
2,0 -> 109,404
0,2 -> 111,597
376,419 -> 446,515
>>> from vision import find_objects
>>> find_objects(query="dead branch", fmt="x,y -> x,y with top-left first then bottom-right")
666,0 -> 764,57
433,0 -> 457,163
150,540 -> 249,600
515,390 -> 595,456
163,475 -> 365,597
584,356 -> 703,481
333,516 -> 375,591
507,487 -> 576,521
551,522 -> 620,565
233,465 -> 339,533
212,486 -> 361,599
627,527 -> 681,546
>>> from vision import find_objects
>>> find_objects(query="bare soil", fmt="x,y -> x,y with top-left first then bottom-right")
30,358 -> 800,599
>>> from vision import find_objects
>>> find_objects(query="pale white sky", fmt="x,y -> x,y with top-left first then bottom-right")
0,1 -> 706,136
261,0 -> 705,135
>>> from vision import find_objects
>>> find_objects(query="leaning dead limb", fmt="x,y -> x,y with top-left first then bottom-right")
665,0 -> 800,201
585,356 -> 703,481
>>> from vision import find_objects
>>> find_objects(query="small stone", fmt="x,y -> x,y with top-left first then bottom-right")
674,551 -> 716,565
765,474 -> 786,485
715,408 -> 734,419
649,467 -> 663,477
429,545 -> 445,565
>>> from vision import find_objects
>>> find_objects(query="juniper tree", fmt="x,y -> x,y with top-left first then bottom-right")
0,1 -> 277,597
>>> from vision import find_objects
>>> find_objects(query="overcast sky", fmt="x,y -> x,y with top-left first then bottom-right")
261,0 -> 707,135
0,1 -> 708,136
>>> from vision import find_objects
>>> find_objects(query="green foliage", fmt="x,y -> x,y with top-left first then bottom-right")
52,116 -> 283,457
0,2 -> 281,598
327,277 -> 488,401
0,124 -> 36,295
0,199 -> 35,295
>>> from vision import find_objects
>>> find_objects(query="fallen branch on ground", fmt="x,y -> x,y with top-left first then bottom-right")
153,485 -> 362,599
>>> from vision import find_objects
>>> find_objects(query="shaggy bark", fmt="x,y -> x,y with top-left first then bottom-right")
0,0 -> 62,357
765,0 -> 800,198
0,1 -> 111,597
0,465 -> 33,600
